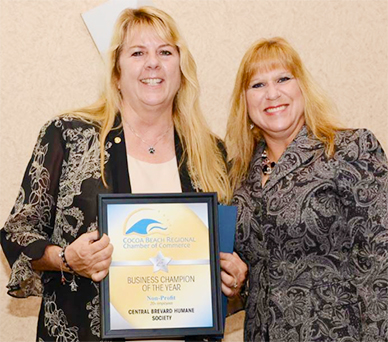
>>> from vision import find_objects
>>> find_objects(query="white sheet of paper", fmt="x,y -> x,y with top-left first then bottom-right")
82,0 -> 154,57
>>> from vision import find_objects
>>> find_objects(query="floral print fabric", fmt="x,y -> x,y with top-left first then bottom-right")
1,116 -> 197,341
233,127 -> 388,342
1,117 -> 108,341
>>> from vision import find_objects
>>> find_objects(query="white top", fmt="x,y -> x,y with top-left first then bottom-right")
127,153 -> 183,342
127,154 -> 182,194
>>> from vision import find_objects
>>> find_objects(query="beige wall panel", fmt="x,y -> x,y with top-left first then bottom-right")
1,0 -> 387,341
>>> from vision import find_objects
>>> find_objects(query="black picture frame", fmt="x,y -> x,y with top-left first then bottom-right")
98,193 -> 223,340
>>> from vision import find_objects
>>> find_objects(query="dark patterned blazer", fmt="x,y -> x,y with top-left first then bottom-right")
233,126 -> 388,342
1,115 -> 199,342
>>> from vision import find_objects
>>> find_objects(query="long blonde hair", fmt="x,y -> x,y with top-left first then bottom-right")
66,6 -> 231,203
226,37 -> 342,190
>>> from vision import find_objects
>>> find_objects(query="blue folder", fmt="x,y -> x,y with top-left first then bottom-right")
217,205 -> 238,329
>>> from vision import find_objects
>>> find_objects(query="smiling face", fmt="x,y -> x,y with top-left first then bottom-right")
118,26 -> 181,113
246,67 -> 305,144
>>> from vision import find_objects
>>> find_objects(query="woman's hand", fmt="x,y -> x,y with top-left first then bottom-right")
220,252 -> 248,297
65,231 -> 114,282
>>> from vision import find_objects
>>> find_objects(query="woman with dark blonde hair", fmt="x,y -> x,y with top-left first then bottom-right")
1,7 -> 246,341
226,37 -> 388,341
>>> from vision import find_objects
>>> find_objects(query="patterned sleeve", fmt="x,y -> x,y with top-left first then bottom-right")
335,129 -> 388,340
0,118 -> 65,298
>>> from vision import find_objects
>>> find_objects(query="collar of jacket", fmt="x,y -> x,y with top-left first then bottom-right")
105,113 -> 195,193
250,125 -> 324,192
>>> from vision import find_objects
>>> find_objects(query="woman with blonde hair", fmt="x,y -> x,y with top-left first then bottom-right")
1,6 -> 246,341
226,37 -> 388,341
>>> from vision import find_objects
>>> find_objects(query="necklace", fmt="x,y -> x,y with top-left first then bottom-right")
261,149 -> 276,175
127,123 -> 173,154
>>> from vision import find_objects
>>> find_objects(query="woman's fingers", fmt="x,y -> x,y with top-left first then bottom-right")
88,233 -> 110,253
65,232 -> 113,279
219,252 -> 248,297
91,268 -> 110,282
220,267 -> 237,287
221,270 -> 237,297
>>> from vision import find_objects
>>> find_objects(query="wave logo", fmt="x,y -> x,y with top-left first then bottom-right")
123,208 -> 168,235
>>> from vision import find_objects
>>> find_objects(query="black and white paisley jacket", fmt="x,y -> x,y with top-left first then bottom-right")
1,115 -> 200,342
233,126 -> 388,342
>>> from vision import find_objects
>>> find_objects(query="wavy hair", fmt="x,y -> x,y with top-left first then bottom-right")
226,37 -> 342,190
65,6 -> 231,203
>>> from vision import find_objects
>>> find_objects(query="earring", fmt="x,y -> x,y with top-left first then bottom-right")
250,123 -> 255,130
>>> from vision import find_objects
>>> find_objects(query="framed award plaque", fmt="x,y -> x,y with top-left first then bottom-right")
98,193 -> 223,340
